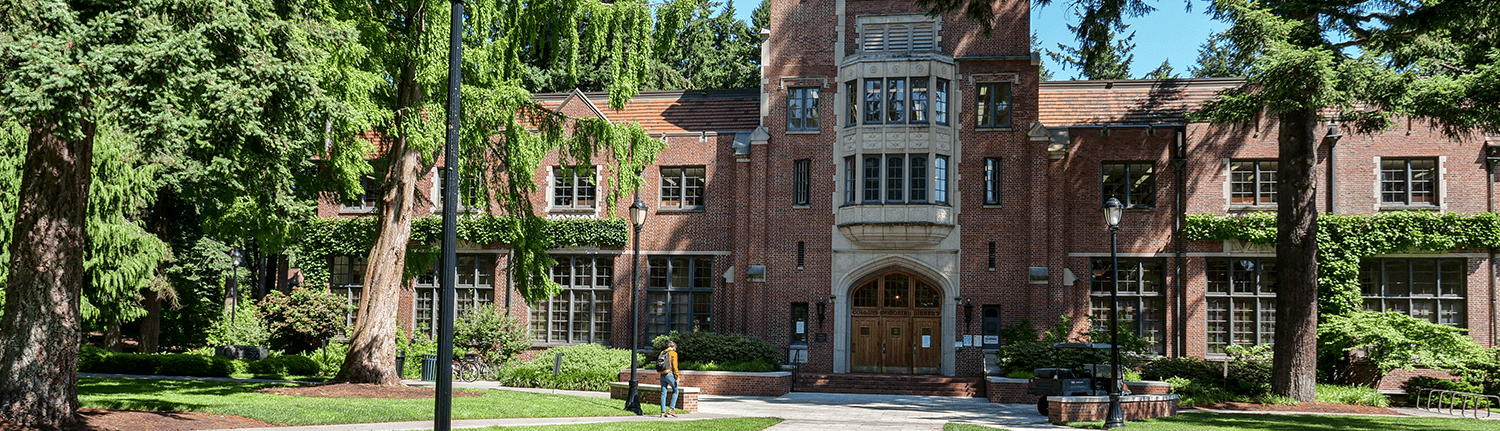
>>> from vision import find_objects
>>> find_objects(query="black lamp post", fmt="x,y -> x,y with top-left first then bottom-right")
228,248 -> 244,325
625,199 -> 647,415
1103,197 -> 1125,429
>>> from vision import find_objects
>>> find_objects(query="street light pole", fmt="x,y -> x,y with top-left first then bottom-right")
1104,197 -> 1125,429
625,199 -> 647,415
435,1 -> 463,429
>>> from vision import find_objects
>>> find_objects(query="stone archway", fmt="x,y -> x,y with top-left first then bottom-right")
847,271 -> 943,374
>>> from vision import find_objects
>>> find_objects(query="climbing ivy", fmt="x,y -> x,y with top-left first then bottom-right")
292,215 -> 628,289
1184,211 -> 1500,315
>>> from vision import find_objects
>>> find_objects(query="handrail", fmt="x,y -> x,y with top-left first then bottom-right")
1415,387 -> 1497,419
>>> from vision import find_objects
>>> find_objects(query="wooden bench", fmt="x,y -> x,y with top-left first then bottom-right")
607,381 -> 700,412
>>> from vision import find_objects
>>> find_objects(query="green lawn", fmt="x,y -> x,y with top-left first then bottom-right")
460,418 -> 782,431
1056,411 -> 1499,430
944,423 -> 1008,431
78,377 -> 657,426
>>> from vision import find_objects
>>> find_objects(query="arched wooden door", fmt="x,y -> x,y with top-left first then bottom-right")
849,272 -> 942,374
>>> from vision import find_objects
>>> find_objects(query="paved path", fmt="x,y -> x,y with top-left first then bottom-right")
697,393 -> 1062,431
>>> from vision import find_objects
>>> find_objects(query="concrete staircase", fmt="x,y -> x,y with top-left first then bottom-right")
793,373 -> 985,397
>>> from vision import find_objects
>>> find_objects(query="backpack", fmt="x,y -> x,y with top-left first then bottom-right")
655,350 -> 671,371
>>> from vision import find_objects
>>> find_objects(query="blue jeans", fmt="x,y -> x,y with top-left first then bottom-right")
659,373 -> 679,412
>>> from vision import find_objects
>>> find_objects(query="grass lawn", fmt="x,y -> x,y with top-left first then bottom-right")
944,423 -> 1007,430
78,377 -> 657,426
1056,411 -> 1498,430
460,418 -> 782,431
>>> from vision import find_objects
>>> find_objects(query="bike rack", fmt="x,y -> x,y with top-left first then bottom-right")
1415,388 -> 1498,419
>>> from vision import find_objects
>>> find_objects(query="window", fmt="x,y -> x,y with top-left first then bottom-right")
660,166 -> 705,210
646,257 -> 714,341
552,166 -> 596,209
793,159 -> 811,206
787,87 -> 820,132
935,79 -> 950,126
330,255 -> 367,329
909,78 -> 929,124
1102,162 -> 1155,208
862,156 -> 881,202
1360,258 -> 1466,326
1381,158 -> 1437,205
791,303 -> 809,344
844,157 -> 856,204
987,242 -> 996,271
845,81 -> 858,127
1206,257 -> 1277,355
935,156 -> 949,204
909,156 -> 927,202
797,241 -> 806,270
342,176 -> 381,211
1090,258 -> 1165,355
984,157 -> 1001,205
863,80 -> 883,124
975,82 -> 1012,128
1230,160 -> 1277,205
415,254 -> 496,338
886,78 -> 906,124
886,156 -> 905,202
438,172 -> 482,210
530,255 -> 613,344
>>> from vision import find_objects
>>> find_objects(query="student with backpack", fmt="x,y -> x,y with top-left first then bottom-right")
656,341 -> 680,418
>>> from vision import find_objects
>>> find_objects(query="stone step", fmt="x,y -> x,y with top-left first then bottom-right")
793,373 -> 985,397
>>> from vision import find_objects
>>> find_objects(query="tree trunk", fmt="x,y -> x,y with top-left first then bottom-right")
1271,108 -> 1320,402
336,54 -> 424,385
140,289 -> 161,353
103,323 -> 123,352
0,118 -> 94,428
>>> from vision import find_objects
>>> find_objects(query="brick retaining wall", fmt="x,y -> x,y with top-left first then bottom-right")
987,378 -> 1171,404
1047,395 -> 1179,422
607,382 -> 699,412
619,369 -> 792,396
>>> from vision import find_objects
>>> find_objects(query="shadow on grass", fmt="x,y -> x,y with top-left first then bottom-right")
1140,412 -> 1496,431
83,398 -> 212,412
79,377 -> 294,397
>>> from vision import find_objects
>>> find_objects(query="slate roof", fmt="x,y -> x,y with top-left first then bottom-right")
535,88 -> 761,134
1038,78 -> 1243,126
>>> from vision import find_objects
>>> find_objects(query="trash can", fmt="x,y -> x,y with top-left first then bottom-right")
421,354 -> 437,382
395,350 -> 406,379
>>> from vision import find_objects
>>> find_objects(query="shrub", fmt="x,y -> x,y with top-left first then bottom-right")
1404,376 -> 1492,408
499,344 -> 642,391
204,302 -> 272,347
259,286 -> 349,354
993,317 -> 1151,376
79,351 -> 233,377
78,345 -> 109,372
680,360 -> 778,372
396,326 -> 438,378
1319,311 -> 1486,385
1005,370 -> 1035,379
455,303 -> 531,362
247,355 -> 321,376
1140,356 -> 1220,383
309,342 -> 349,376
1139,348 -> 1271,397
1315,384 -> 1390,407
651,331 -> 780,366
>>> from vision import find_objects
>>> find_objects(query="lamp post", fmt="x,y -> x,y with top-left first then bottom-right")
228,248 -> 244,325
1103,197 -> 1125,429
625,199 -> 647,415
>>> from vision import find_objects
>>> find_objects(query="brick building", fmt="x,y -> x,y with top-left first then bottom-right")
311,0 -> 1498,378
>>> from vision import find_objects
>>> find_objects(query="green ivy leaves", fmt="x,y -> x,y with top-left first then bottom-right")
1185,211 -> 1500,315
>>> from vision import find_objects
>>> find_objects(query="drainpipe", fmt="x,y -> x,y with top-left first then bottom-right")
1174,128 -> 1187,357
1327,133 -> 1337,214
1487,145 -> 1497,347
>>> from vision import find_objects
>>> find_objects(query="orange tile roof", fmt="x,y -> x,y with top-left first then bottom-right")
535,89 -> 761,134
1038,78 -> 1243,126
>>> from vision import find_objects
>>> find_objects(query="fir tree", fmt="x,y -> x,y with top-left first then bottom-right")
1143,60 -> 1179,79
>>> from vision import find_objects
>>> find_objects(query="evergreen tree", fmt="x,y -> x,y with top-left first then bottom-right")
1048,9 -> 1139,80
656,0 -> 761,89
1189,31 -> 1252,78
1143,60 -> 1179,79
1033,32 -> 1056,81
0,0 -> 332,426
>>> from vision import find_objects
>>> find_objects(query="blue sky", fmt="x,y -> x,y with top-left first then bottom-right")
728,0 -> 1228,80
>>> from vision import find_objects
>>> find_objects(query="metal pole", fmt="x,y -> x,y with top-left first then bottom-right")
1105,226 -> 1124,429
436,1 -> 463,430
625,221 -> 643,414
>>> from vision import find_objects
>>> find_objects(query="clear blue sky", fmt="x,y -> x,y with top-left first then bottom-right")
728,0 -> 1227,80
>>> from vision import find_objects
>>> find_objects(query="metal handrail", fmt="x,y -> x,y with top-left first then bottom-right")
1416,388 -> 1498,419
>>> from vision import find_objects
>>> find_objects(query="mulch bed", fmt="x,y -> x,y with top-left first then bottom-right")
0,409 -> 274,431
254,382 -> 484,399
1197,401 -> 1404,415
0,383 -> 487,430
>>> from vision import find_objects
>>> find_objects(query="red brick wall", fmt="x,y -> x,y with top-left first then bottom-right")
1048,395 -> 1179,422
609,382 -> 699,412
986,377 -> 1040,404
619,369 -> 792,396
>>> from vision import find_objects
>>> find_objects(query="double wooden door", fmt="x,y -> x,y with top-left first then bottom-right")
849,272 -> 941,374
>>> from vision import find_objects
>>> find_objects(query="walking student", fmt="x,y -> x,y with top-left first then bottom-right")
657,341 -> 680,418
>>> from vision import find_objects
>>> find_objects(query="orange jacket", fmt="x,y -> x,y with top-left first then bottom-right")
658,349 -> 679,376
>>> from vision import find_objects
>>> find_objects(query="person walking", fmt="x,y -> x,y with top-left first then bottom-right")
657,341 -> 680,418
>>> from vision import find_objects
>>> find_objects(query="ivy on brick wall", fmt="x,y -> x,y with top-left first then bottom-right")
1184,211 -> 1500,315
292,215 -> 628,288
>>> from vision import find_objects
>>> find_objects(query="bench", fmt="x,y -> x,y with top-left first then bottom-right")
607,381 -> 700,412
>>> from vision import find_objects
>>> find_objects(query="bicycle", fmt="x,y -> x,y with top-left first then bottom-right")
453,354 -> 503,382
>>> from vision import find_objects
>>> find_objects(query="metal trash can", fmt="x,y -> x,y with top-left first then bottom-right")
421,354 -> 437,382
395,350 -> 406,379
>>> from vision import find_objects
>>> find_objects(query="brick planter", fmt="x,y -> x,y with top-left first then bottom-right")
1047,394 -> 1179,422
1125,381 -> 1171,395
618,369 -> 792,396
986,377 -> 1041,404
607,382 -> 699,412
